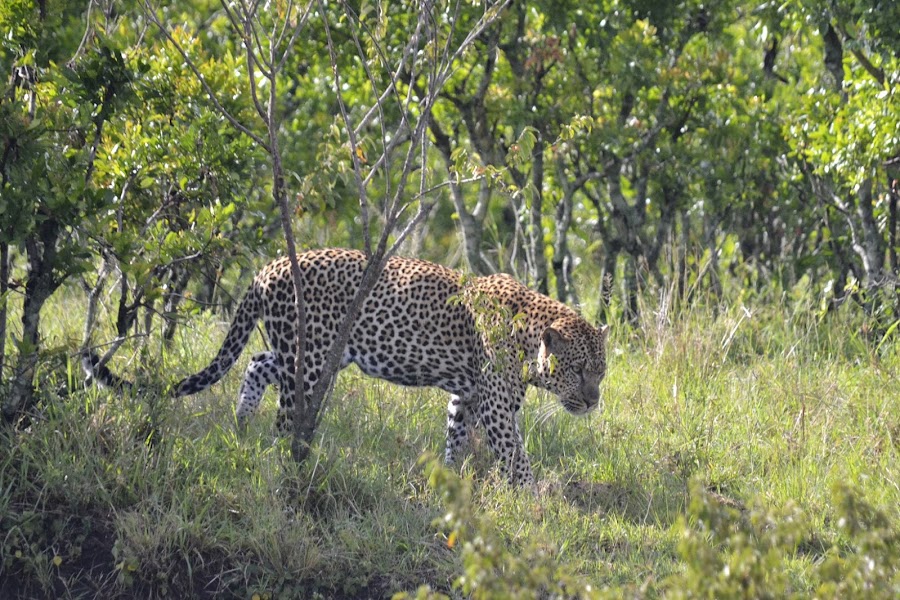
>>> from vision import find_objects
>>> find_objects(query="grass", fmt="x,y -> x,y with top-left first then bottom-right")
1,286 -> 899,598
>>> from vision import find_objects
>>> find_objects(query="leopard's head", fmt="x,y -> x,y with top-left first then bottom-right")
535,317 -> 609,415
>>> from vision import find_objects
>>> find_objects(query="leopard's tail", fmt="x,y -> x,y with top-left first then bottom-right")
82,350 -> 135,391
83,283 -> 262,397
172,284 -> 262,397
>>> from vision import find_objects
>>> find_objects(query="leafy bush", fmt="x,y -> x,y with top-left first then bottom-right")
403,466 -> 899,600
667,480 -> 899,599
399,459 -> 599,600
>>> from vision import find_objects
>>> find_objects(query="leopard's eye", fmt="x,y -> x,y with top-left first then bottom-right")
574,363 -> 587,379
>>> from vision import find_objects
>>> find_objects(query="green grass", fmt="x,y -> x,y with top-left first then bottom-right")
2,290 -> 899,598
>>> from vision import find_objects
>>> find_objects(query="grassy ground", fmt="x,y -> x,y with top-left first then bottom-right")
1,289 -> 898,598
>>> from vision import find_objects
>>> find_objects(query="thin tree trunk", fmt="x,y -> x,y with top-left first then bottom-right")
81,255 -> 112,349
194,266 -> 219,312
822,203 -> 856,310
162,267 -> 192,345
597,250 -> 618,324
552,187 -> 575,304
856,178 -> 884,286
703,213 -> 722,302
888,174 -> 897,275
606,160 -> 646,322
142,295 -> 155,347
431,119 -> 490,274
0,241 -> 8,382
114,270 -> 142,341
677,209 -> 690,304
646,182 -> 679,288
450,173 -> 487,273
259,73 -> 308,464
529,137 -> 548,294
623,255 -> 639,326
4,221 -> 62,423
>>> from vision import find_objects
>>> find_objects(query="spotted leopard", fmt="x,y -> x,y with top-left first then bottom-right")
85,248 -> 609,485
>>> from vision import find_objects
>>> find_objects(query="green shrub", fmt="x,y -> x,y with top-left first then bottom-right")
666,481 -> 899,599
402,467 -> 899,600
399,459 -> 602,600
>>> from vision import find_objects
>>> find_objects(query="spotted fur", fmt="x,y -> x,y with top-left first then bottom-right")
86,248 -> 609,485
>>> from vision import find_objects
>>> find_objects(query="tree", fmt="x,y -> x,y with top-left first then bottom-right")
1,1 -> 136,421
782,0 -> 899,317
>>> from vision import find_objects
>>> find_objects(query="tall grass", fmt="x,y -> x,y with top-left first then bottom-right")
1,282 -> 898,598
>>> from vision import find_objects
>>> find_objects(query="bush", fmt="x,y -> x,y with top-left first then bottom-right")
402,467 -> 899,600
666,481 -> 899,599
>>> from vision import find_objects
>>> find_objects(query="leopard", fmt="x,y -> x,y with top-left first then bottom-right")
84,248 -> 609,485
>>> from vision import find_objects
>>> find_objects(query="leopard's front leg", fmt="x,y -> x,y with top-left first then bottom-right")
476,377 -> 534,486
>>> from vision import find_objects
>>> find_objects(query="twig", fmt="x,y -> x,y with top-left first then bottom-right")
319,0 -> 374,255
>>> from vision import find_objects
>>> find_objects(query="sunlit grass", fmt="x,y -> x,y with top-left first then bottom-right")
2,285 -> 898,597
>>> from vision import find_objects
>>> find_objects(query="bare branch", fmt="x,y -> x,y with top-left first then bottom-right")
319,0 -> 374,255
836,24 -> 886,86
276,1 -> 315,73
339,2 -> 397,205
235,0 -> 273,75
71,0 -> 96,63
389,196 -> 437,253
220,1 -> 269,121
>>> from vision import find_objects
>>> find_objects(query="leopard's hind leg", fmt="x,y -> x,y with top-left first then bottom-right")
236,351 -> 280,430
445,392 -> 478,464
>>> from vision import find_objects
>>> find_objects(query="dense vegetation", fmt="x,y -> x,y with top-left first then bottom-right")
1,0 -> 898,597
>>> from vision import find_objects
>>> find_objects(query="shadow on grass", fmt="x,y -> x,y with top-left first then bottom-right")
558,475 -> 750,530
562,480 -> 649,517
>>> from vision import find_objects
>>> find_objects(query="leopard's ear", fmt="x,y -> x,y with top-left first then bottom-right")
598,323 -> 610,341
542,327 -> 566,355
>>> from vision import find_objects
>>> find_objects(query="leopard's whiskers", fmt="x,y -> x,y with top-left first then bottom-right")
535,400 -> 562,427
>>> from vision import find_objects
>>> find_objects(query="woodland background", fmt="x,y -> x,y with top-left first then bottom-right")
1,0 -> 898,598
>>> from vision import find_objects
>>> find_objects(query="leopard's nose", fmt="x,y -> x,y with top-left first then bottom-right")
582,382 -> 600,404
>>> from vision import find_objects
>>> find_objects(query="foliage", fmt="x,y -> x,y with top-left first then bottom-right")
3,0 -> 899,403
399,459 -> 596,600
666,480 -> 900,599
404,464 -> 900,600
1,0 -> 899,595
